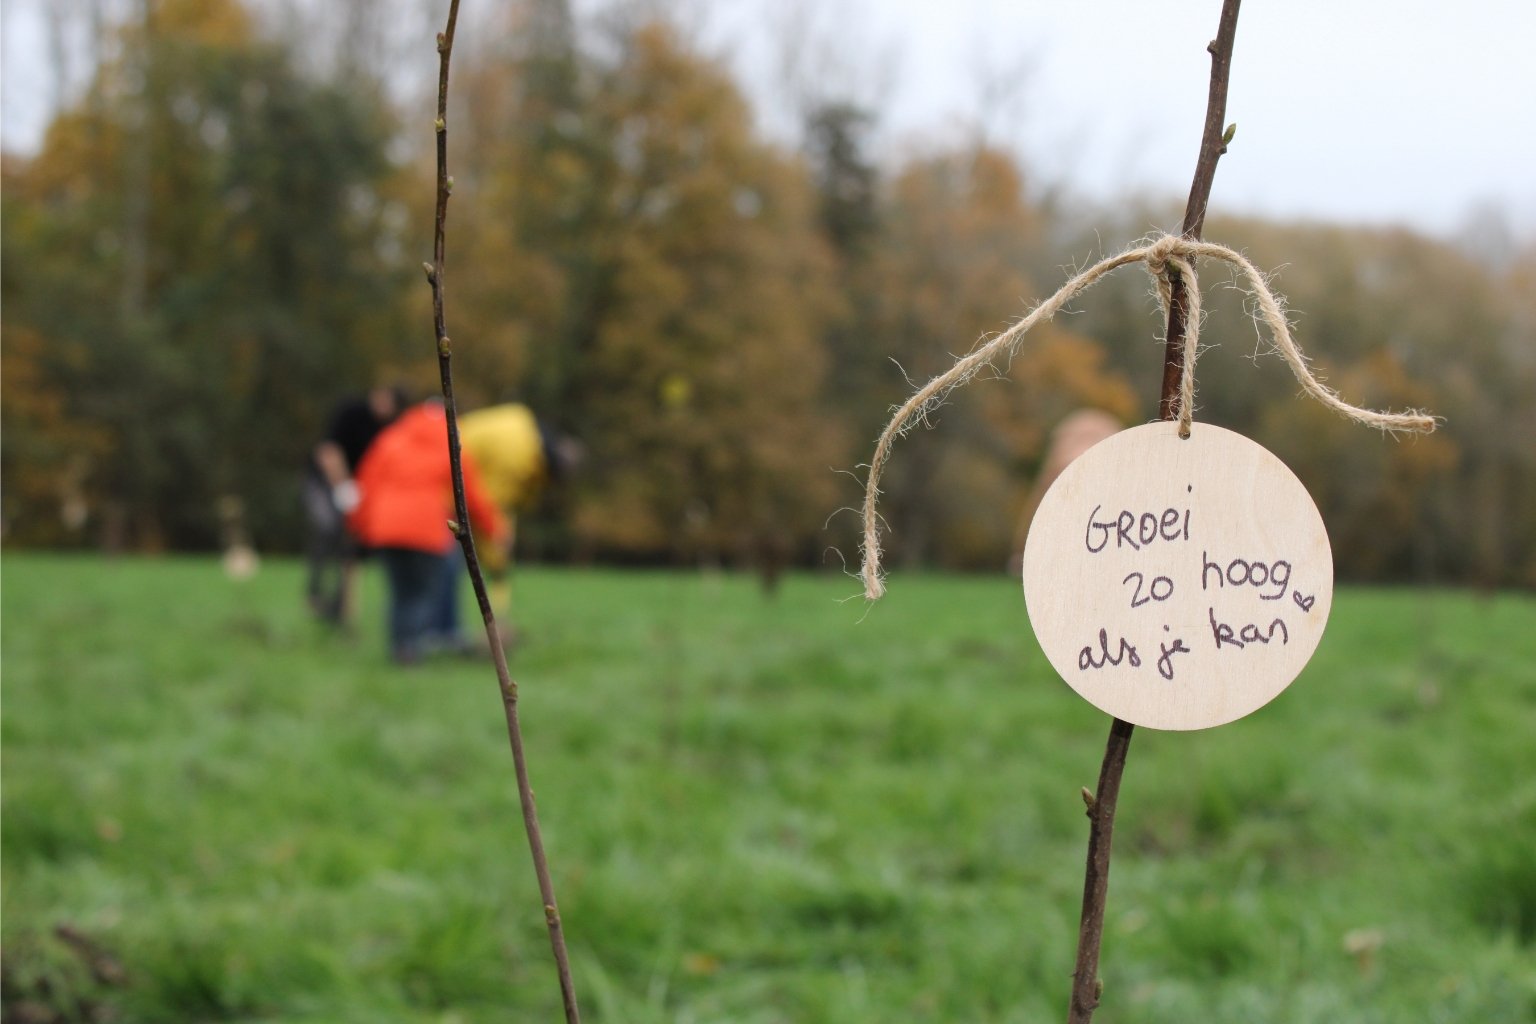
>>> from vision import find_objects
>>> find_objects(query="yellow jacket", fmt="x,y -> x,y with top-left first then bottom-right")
459,404 -> 548,512
459,404 -> 547,575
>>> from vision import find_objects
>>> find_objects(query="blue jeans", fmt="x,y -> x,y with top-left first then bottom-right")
378,548 -> 464,662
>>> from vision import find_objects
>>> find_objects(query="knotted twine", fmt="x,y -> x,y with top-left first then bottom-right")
859,234 -> 1437,601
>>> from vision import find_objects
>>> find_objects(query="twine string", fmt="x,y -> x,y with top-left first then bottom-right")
859,234 -> 1437,601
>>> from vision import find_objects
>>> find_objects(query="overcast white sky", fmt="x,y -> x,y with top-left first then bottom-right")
698,0 -> 1536,237
5,0 -> 1534,238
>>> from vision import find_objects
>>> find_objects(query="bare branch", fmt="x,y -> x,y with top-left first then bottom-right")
1160,0 -> 1242,422
428,4 -> 582,1021
1067,3 -> 1242,1022
1067,718 -> 1134,1022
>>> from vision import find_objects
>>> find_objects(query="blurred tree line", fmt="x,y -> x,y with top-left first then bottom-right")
3,0 -> 1533,586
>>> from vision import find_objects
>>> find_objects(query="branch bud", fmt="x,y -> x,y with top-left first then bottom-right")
422,262 -> 436,283
1222,122 -> 1237,145
434,118 -> 445,134
438,336 -> 451,357
447,518 -> 461,536
446,176 -> 455,195
1081,786 -> 1096,814
436,32 -> 446,53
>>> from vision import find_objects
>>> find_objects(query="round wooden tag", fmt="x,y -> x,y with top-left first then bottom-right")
1021,421 -> 1332,731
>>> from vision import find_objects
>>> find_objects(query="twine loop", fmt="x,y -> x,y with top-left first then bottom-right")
1139,236 -> 1204,438
858,234 -> 1437,601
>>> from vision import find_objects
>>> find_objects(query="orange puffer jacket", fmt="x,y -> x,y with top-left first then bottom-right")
348,404 -> 505,554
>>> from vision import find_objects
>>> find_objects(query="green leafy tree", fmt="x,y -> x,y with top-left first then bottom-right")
801,99 -> 882,440
2,0 -> 412,549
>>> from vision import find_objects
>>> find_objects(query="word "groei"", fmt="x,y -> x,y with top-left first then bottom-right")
1084,502 -> 1191,553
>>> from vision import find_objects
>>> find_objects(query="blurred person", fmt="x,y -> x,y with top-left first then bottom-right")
348,400 -> 508,665
1010,409 -> 1122,575
303,386 -> 405,624
458,403 -> 582,619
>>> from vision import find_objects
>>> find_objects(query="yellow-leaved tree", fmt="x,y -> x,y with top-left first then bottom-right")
559,23 -> 843,570
859,145 -> 1137,569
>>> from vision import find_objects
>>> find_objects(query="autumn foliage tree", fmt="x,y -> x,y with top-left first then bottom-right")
853,145 -> 1137,569
1037,203 -> 1535,585
565,23 -> 842,566
2,0 -> 1532,586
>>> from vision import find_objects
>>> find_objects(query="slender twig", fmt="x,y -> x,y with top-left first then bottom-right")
1160,0 -> 1242,422
1066,3 -> 1241,1022
1067,718 -> 1134,1023
427,5 -> 582,1022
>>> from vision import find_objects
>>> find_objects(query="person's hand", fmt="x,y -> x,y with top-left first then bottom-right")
332,479 -> 361,514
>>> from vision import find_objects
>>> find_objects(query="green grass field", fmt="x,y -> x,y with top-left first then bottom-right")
3,554 -> 1534,1023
